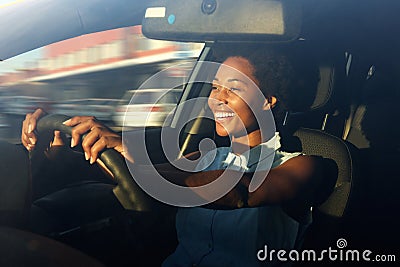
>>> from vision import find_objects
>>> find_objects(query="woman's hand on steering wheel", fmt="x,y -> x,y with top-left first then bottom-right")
63,116 -> 125,164
23,110 -> 133,163
22,108 -> 64,151
33,113 -> 149,211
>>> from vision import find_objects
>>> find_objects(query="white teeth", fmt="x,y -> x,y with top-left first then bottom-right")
215,112 -> 235,119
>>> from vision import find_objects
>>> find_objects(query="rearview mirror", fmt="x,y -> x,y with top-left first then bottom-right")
142,0 -> 302,42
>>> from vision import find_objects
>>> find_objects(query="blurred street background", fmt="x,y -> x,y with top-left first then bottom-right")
0,26 -> 203,143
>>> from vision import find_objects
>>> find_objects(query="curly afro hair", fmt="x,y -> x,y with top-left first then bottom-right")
212,43 -> 319,128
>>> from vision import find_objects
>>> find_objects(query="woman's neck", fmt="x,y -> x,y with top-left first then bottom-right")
231,129 -> 262,154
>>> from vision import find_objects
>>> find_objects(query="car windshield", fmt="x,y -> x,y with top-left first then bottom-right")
0,25 -> 203,141
123,90 -> 181,105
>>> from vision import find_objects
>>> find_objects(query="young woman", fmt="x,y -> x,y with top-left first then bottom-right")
22,46 -> 322,266
161,47 -> 321,266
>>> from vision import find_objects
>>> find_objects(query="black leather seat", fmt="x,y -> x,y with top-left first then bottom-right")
288,128 -> 361,249
280,54 -> 362,250
294,128 -> 359,218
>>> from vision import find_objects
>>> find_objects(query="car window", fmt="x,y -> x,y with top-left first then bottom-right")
129,90 -> 182,104
131,92 -> 157,104
0,25 -> 203,141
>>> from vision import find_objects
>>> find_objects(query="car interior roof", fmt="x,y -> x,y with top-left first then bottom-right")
0,0 -> 147,60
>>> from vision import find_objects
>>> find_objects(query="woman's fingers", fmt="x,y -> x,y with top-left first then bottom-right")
89,139 -> 105,164
88,135 -> 108,164
64,116 -> 123,164
22,113 -> 34,149
81,128 -> 102,162
21,130 -> 33,151
62,116 -> 95,127
63,116 -> 96,148
84,130 -> 122,164
21,109 -> 46,151
27,109 -> 39,133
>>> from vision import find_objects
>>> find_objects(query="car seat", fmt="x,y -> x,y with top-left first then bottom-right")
289,128 -> 360,248
280,52 -> 363,251
281,49 -> 349,137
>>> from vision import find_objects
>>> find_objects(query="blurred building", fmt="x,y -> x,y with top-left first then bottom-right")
0,26 -> 203,91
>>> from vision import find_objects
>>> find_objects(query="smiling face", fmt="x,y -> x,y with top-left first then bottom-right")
208,56 -> 271,143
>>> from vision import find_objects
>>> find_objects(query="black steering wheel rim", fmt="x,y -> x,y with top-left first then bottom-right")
36,114 -> 156,211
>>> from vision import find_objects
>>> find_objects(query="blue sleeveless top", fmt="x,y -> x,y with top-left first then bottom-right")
163,133 -> 311,267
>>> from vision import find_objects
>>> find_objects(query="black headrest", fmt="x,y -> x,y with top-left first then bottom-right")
309,65 -> 335,110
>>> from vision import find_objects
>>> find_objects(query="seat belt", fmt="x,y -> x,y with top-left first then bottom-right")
342,52 -> 354,140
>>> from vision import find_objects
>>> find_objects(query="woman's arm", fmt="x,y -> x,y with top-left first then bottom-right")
153,155 -> 326,219
56,116 -> 327,217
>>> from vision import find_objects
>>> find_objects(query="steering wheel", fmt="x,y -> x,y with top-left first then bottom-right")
35,114 -> 156,212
